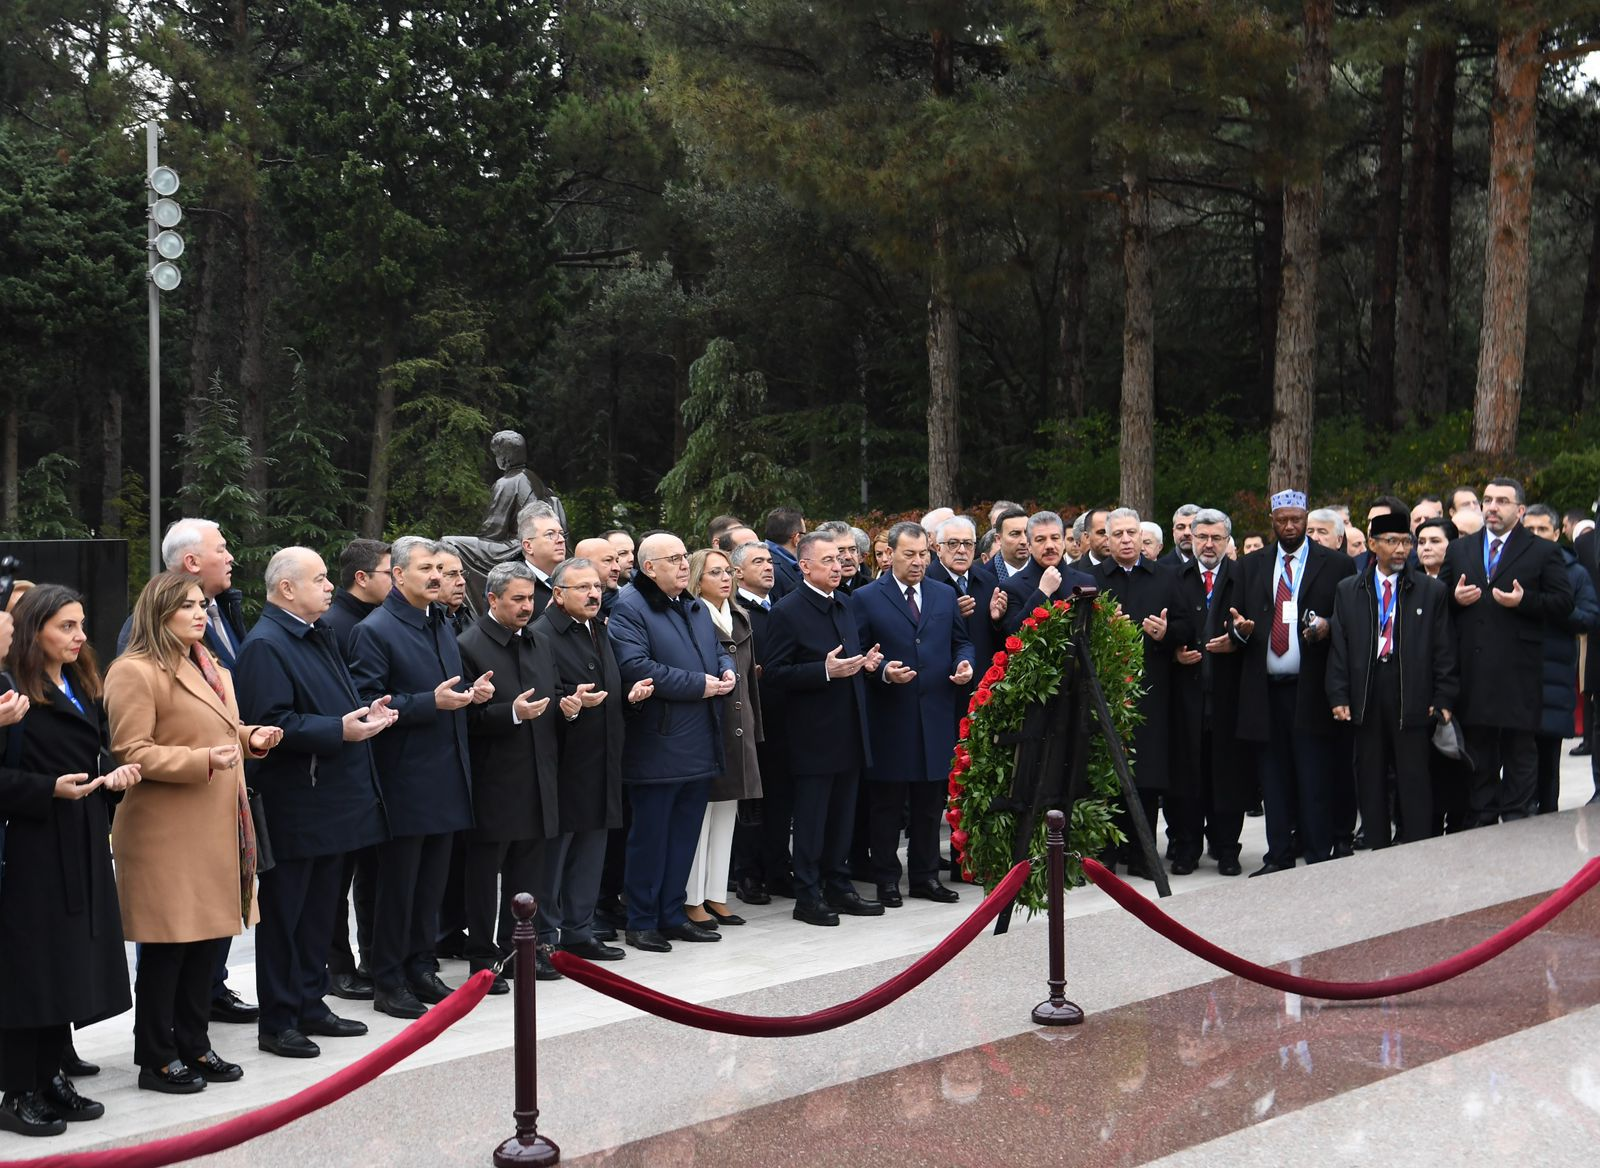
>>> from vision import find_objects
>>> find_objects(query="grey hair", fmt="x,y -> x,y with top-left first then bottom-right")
851,526 -> 870,556
487,560 -> 537,597
935,515 -> 976,542
1308,508 -> 1346,539
1191,508 -> 1233,537
1106,507 -> 1141,528
1140,521 -> 1163,549
161,518 -> 220,570
1172,503 -> 1200,523
886,521 -> 928,550
549,557 -> 595,589
516,500 -> 561,541
729,541 -> 765,568
1070,511 -> 1087,538
390,535 -> 441,571
812,519 -> 852,537
1027,511 -> 1065,538
264,546 -> 316,595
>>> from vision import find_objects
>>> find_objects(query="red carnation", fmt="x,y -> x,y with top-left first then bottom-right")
1054,599 -> 1070,610
974,689 -> 993,707
959,717 -> 972,739
982,665 -> 1005,685
992,650 -> 1009,667
1022,617 -> 1039,630
950,829 -> 969,850
1005,635 -> 1023,652
1032,606 -> 1050,620
948,777 -> 964,797
946,807 -> 962,827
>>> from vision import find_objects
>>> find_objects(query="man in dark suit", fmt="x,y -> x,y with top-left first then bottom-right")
764,532 -> 885,926
1171,509 -> 1248,874
1093,509 -> 1190,878
998,512 -> 1095,637
533,558 -> 649,962
1070,507 -> 1111,573
1327,513 -> 1458,847
348,537 -> 495,1018
1161,504 -> 1199,568
927,516 -> 1008,726
764,507 -> 806,601
1231,490 -> 1356,875
456,562 -> 562,986
517,501 -> 566,619
987,507 -> 1032,583
1574,517 -> 1600,800
853,522 -> 976,906
235,548 -> 395,1058
320,537 -> 391,1001
1441,477 -> 1573,826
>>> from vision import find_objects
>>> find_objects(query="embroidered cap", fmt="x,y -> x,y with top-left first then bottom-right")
1269,489 -> 1308,511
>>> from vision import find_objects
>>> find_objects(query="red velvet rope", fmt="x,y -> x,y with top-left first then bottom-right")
1082,856 -> 1600,1000
0,970 -> 495,1168
550,860 -> 1032,1036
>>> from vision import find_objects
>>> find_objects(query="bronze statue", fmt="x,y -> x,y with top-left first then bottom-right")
442,431 -> 567,618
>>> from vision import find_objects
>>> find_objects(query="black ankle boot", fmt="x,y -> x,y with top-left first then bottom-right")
0,1091 -> 67,1137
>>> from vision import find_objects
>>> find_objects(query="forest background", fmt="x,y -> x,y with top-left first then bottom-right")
8,1 -> 1600,608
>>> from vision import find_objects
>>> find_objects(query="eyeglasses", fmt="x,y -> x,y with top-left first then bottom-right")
703,567 -> 733,578
805,555 -> 840,566
558,582 -> 603,593
532,529 -> 564,542
941,539 -> 976,550
651,553 -> 688,566
441,570 -> 464,579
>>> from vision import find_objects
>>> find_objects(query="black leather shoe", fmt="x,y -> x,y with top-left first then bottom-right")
258,1029 -> 321,1058
534,949 -> 565,980
487,974 -> 511,995
736,876 -> 771,905
594,896 -> 628,928
1122,860 -> 1155,881
1332,841 -> 1356,859
138,1060 -> 206,1094
209,988 -> 259,1024
705,903 -> 747,926
1170,859 -> 1198,876
41,1075 -> 103,1122
409,972 -> 454,1004
61,1042 -> 98,1078
1249,862 -> 1290,878
299,1013 -> 369,1038
593,925 -> 619,942
661,922 -> 721,942
329,972 -> 376,1001
1571,742 -> 1592,756
184,1050 -> 243,1083
793,901 -> 840,927
876,884 -> 904,908
1217,857 -> 1243,876
434,930 -> 469,959
559,939 -> 626,961
0,1091 -> 67,1136
684,912 -> 719,931
626,929 -> 672,953
374,987 -> 428,1019
908,881 -> 960,903
766,874 -> 798,899
825,890 -> 884,916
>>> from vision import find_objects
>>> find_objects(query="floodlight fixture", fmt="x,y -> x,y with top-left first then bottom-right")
151,198 -> 182,228
149,261 -> 182,291
148,165 -> 180,196
153,230 -> 185,259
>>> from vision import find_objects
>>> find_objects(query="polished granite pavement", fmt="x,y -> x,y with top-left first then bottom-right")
6,753 -> 1598,1166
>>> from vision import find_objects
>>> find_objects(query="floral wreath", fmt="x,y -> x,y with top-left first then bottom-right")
946,595 -> 1146,912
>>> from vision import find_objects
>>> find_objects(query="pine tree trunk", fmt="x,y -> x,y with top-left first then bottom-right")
1398,41 -> 1457,422
1368,8 -> 1406,429
184,214 -> 220,490
239,195 -> 268,497
1570,195 -> 1600,414
926,27 -> 960,509
1257,176 -> 1284,424
1057,217 -> 1089,419
1268,0 -> 1331,493
2,401 -> 17,528
101,387 -> 123,537
1119,170 -> 1155,517
1472,7 -> 1541,458
1420,49 -> 1455,421
362,342 -> 397,539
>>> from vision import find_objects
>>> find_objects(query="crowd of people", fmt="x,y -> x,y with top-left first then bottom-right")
1,479 -> 1596,1138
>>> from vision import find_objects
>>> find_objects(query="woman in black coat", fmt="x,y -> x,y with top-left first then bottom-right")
0,585 -> 141,1137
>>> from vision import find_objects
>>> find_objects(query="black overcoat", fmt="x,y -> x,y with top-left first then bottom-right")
0,676 -> 131,1029
997,557 -> 1095,637
531,606 -> 625,832
764,584 -> 873,776
234,604 -> 388,860
1326,566 -> 1459,729
457,614 -> 561,841
1093,557 -> 1191,792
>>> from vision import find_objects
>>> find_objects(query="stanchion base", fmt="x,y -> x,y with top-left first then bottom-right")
494,1134 -> 561,1166
1032,999 -> 1085,1027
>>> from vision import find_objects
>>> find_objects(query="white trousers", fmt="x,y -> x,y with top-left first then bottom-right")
684,799 -> 740,905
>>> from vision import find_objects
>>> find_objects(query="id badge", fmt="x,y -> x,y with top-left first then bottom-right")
1280,599 -> 1297,626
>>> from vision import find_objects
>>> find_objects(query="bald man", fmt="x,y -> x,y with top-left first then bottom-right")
574,537 -> 622,618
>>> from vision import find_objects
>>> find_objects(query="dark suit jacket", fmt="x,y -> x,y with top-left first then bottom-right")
234,604 -> 388,861
764,583 -> 873,775
324,590 -> 379,661
926,558 -> 1002,673
998,556 -> 1095,636
1170,557 -> 1248,807
532,606 -> 625,833
1441,524 -> 1573,730
457,613 -> 561,841
766,541 -> 801,601
1573,528 -> 1600,695
346,590 -> 475,837
1233,541 -> 1356,741
1326,566 -> 1458,729
1093,558 -> 1190,791
850,574 -> 974,783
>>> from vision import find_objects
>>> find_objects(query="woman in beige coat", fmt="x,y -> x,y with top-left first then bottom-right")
105,573 -> 281,1095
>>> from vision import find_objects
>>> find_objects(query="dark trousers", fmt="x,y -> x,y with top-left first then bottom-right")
1464,724 -> 1537,827
754,749 -> 795,888
536,828 -> 608,945
372,832 -> 453,992
212,940 -> 234,1002
1535,734 -> 1564,815
327,845 -> 377,977
0,1024 -> 67,1093
439,831 -> 468,946
867,780 -> 946,887
1169,729 -> 1245,865
1164,750 -> 1205,866
464,837 -> 544,967
1431,750 -> 1473,834
1113,789 -> 1163,868
1259,679 -> 1333,866
1353,661 -> 1435,848
598,793 -> 632,904
790,768 -> 859,902
623,779 -> 710,931
135,939 -> 221,1068
257,854 -> 342,1035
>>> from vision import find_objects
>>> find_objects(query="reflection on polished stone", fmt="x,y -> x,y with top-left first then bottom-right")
572,891 -> 1600,1167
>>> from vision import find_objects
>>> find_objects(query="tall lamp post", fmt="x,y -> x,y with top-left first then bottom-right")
145,120 -> 184,575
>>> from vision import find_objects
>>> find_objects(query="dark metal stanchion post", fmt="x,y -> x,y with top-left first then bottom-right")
495,893 -> 560,1166
1032,809 -> 1084,1026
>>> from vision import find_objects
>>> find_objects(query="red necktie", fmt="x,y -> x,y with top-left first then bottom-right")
1380,578 -> 1394,658
1270,554 -> 1293,656
1203,569 -> 1214,605
1488,537 -> 1503,579
906,585 -> 920,621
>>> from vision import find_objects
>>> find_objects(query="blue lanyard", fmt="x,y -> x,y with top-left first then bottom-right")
1376,572 -> 1396,634
58,674 -> 85,714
